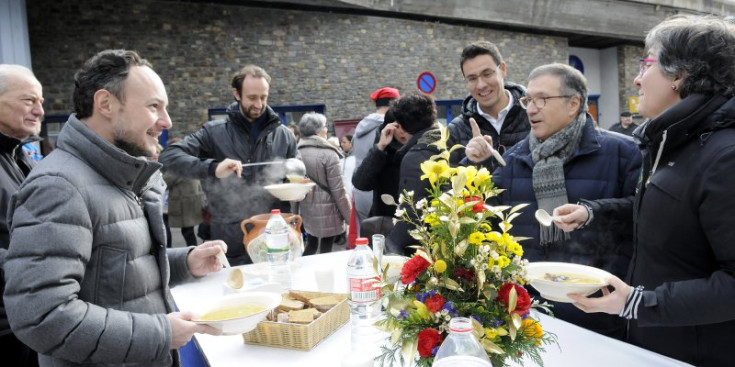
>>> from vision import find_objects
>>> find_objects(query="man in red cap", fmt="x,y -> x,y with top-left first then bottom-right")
350,87 -> 399,235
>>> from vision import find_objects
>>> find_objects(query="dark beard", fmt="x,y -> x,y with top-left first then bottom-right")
114,138 -> 152,158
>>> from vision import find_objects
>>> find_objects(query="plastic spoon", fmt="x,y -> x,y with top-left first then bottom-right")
534,209 -> 561,227
216,250 -> 231,268
490,148 -> 506,167
225,268 -> 244,290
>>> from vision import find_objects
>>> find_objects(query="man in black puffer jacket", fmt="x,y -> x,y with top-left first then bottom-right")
0,64 -> 44,367
160,65 -> 299,265
448,41 -> 529,171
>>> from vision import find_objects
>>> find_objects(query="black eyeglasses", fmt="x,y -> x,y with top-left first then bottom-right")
463,65 -> 502,86
518,95 -> 572,110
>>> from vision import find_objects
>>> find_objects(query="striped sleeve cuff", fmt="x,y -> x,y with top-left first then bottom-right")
619,285 -> 644,320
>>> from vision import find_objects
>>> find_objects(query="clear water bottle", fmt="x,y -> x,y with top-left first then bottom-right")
432,317 -> 491,367
346,237 -> 383,353
265,209 -> 291,289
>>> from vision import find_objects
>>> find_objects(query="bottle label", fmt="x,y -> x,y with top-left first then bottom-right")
266,232 -> 290,252
348,276 -> 381,303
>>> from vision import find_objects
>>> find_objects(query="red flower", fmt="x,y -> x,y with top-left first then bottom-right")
464,196 -> 485,213
417,328 -> 443,358
453,267 -> 475,282
497,283 -> 531,315
400,256 -> 430,284
425,293 -> 445,313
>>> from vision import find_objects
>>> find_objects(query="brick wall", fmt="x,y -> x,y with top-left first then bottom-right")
27,0 -> 567,137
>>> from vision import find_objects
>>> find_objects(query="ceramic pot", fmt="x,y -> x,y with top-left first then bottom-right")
241,213 -> 304,263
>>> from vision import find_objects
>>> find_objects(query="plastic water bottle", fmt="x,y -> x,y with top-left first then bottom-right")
346,237 -> 383,353
432,317 -> 491,367
265,209 -> 291,290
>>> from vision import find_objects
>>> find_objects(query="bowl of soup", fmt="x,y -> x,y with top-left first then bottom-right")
264,182 -> 316,201
194,291 -> 282,335
525,262 -> 611,303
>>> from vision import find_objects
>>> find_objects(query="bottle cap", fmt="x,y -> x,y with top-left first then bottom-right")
355,237 -> 368,246
271,209 -> 281,214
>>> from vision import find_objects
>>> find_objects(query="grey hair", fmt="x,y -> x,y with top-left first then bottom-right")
645,15 -> 735,98
0,64 -> 38,96
528,63 -> 588,115
298,112 -> 328,137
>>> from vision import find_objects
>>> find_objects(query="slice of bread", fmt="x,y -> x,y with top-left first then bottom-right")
288,290 -> 321,303
278,298 -> 305,312
288,309 -> 315,324
309,295 -> 344,312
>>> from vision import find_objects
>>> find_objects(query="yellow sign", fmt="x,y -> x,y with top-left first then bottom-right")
627,96 -> 640,113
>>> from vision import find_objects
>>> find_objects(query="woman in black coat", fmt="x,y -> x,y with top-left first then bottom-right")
556,15 -> 735,367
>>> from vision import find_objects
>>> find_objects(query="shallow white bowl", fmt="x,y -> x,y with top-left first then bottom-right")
193,291 -> 281,335
382,255 -> 408,281
264,182 -> 316,201
526,262 -> 611,303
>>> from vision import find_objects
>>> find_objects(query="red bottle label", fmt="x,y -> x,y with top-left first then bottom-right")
348,276 -> 381,303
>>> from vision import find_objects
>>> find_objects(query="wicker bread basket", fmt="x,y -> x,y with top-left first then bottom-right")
242,290 -> 349,350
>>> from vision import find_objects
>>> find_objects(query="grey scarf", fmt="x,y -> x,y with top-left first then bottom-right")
528,112 -> 587,245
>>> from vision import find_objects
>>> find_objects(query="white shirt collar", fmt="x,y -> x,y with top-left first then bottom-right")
477,90 -> 514,134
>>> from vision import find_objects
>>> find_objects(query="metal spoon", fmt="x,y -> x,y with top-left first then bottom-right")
534,209 -> 561,227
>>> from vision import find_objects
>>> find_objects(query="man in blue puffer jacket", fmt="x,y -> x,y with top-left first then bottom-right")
466,63 -> 641,340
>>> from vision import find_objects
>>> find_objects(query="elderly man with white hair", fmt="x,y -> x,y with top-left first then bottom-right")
0,63 -> 44,367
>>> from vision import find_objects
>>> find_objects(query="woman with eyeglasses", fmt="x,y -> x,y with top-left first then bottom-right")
555,15 -> 735,367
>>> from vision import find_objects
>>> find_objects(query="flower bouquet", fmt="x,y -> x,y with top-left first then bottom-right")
376,131 -> 555,367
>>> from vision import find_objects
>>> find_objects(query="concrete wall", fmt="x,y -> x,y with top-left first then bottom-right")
26,0 -> 567,137
599,47 -> 621,128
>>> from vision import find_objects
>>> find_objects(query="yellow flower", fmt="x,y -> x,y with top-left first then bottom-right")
480,223 -> 492,231
485,231 -> 502,243
484,326 -> 509,340
521,318 -> 544,346
434,260 -> 447,273
484,327 -> 498,340
413,300 -> 431,320
507,241 -> 524,257
424,213 -> 440,226
474,167 -> 492,187
468,232 -> 485,245
496,256 -> 511,269
420,160 -> 451,185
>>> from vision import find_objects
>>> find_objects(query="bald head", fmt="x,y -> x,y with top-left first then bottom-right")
0,64 -> 44,140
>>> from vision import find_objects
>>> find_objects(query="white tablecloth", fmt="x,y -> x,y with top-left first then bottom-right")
171,251 -> 693,367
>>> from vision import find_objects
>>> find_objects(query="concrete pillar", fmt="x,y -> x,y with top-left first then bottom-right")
0,0 -> 32,68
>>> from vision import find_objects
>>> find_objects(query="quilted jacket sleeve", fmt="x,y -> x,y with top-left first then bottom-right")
3,175 -> 171,364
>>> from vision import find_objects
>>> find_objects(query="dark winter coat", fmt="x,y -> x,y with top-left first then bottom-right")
4,115 -> 194,366
624,94 -> 735,367
447,83 -> 530,170
159,102 -> 299,224
386,127 -> 443,255
492,115 -> 641,338
0,132 -> 33,337
351,140 -> 404,218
